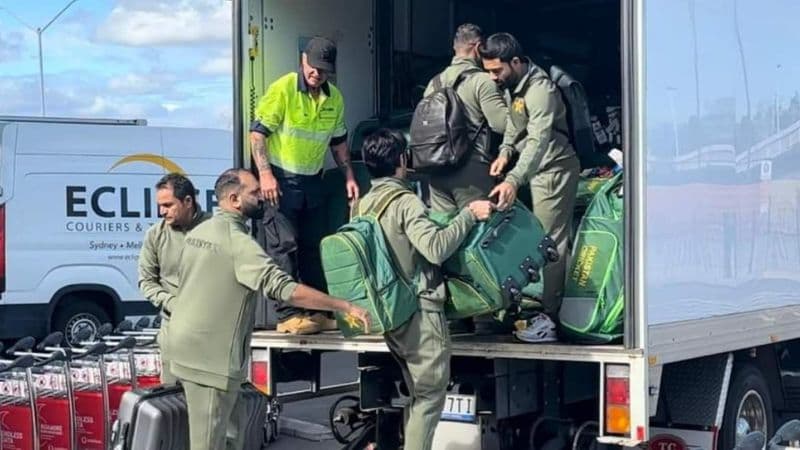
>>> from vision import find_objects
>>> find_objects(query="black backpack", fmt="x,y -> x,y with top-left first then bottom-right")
548,65 -> 597,169
409,69 -> 482,172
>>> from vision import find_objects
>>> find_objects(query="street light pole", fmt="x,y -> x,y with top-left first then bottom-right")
38,30 -> 45,116
0,0 -> 80,116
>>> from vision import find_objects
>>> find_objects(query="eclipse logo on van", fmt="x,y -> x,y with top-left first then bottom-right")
63,152 -> 217,236
108,153 -> 186,175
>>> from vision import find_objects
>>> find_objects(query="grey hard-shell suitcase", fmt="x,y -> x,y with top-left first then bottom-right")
112,383 -> 276,450
111,384 -> 188,450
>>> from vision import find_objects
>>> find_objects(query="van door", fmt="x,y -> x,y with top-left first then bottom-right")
245,0 -> 375,168
0,123 -> 16,204
0,123 -> 15,301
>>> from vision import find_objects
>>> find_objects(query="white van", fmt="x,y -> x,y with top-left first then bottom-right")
0,116 -> 232,343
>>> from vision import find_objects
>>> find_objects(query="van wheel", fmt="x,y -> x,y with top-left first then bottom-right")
720,365 -> 773,450
52,297 -> 111,346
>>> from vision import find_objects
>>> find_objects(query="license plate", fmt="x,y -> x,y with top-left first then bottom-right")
441,394 -> 476,422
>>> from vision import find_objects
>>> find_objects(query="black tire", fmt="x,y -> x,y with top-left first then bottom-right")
720,364 -> 773,450
329,395 -> 367,444
51,296 -> 111,346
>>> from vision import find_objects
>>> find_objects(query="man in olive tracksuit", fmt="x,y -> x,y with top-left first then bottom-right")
167,169 -> 369,450
423,23 -> 508,212
360,129 -> 493,450
481,33 -> 580,315
138,173 -> 209,384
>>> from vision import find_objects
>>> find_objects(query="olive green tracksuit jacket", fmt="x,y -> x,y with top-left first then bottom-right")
360,177 -> 477,450
138,209 -> 209,383
499,59 -> 580,313
168,210 -> 298,391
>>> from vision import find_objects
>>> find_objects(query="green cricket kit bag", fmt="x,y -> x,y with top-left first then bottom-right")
430,202 -> 559,320
320,186 -> 419,337
559,172 -> 624,343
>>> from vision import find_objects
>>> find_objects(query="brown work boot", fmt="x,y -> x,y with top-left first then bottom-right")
276,315 -> 321,335
309,312 -> 339,331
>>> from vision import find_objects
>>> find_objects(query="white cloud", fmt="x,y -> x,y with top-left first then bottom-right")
78,95 -> 150,118
161,102 -> 182,112
108,72 -> 175,95
198,50 -> 231,76
0,32 -> 23,62
97,0 -> 231,47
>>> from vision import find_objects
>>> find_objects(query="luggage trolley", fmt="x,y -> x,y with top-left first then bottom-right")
0,348 -> 36,450
124,318 -> 162,389
67,341 -> 109,450
7,334 -> 76,450
63,332 -> 137,450
94,319 -> 160,424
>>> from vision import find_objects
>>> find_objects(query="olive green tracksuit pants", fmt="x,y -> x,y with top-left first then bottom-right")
385,302 -> 451,450
157,315 -> 176,385
530,157 -> 580,314
182,380 -> 246,450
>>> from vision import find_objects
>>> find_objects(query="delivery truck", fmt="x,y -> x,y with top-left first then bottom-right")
232,0 -> 800,448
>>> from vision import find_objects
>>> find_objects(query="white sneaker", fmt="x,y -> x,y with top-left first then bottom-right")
514,313 -> 558,343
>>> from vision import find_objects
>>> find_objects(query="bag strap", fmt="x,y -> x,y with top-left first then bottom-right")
452,68 -> 488,139
452,68 -> 481,91
351,186 -> 420,287
432,72 -> 444,92
352,186 -> 410,220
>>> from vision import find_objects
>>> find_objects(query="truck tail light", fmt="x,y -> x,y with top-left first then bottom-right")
250,349 -> 271,396
605,364 -> 631,435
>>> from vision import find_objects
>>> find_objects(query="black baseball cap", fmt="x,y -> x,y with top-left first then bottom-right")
304,37 -> 337,73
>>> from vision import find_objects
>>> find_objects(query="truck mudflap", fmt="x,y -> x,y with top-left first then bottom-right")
648,428 -> 716,450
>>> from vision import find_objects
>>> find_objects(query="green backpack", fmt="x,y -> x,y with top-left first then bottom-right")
559,172 -> 624,343
320,186 -> 419,337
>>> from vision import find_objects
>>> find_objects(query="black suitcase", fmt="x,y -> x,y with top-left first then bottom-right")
111,384 -> 189,450
230,383 -> 277,450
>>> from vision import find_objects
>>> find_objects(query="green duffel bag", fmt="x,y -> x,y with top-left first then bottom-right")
575,175 -> 614,210
321,186 -> 419,337
559,172 -> 624,344
430,202 -> 559,320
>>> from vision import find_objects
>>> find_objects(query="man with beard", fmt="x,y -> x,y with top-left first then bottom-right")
138,173 -> 210,384
480,33 -> 580,329
167,169 -> 369,450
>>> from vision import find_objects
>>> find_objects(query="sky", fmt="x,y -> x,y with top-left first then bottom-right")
0,0 -> 232,130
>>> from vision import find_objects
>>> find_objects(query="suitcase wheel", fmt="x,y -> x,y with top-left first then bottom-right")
520,256 -> 541,283
501,277 -> 523,302
527,267 -> 541,284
